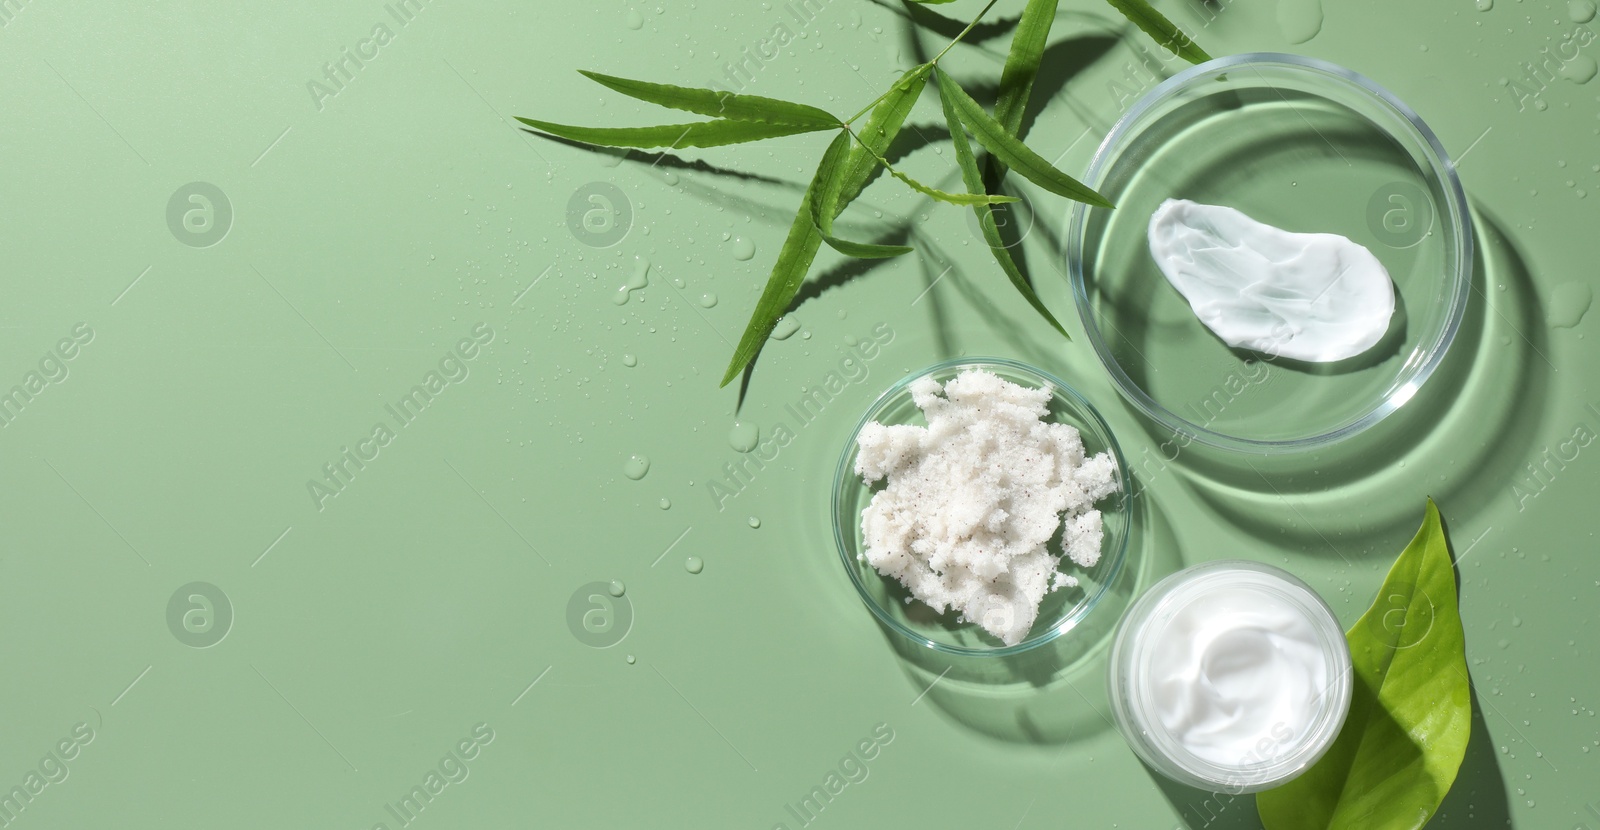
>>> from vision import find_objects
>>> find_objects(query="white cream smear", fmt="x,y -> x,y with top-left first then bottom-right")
855,370 -> 1119,647
1145,580 -> 1329,766
1147,199 -> 1396,362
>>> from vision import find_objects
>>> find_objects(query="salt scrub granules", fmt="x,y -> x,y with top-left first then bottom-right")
854,369 -> 1120,647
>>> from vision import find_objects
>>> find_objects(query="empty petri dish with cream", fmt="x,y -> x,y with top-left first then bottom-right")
1107,560 -> 1352,793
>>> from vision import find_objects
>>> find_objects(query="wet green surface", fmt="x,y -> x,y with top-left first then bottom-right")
0,0 -> 1596,826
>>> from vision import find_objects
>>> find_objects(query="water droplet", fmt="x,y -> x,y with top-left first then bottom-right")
731,236 -> 756,261
623,454 -> 651,480
613,256 -> 650,305
728,421 -> 759,452
1548,282 -> 1593,328
1561,55 -> 1598,84
748,516 -> 761,528
685,556 -> 704,574
770,316 -> 802,340
1276,0 -> 1324,43
662,169 -> 680,186
625,8 -> 645,29
626,654 -> 636,664
622,353 -> 638,367
658,498 -> 672,510
698,292 -> 718,308
1571,0 -> 1596,22
1476,0 -> 1493,10
608,580 -> 627,597
1536,98 -> 1550,111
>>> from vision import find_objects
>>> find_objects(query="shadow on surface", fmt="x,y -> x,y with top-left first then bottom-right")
1431,681 -> 1513,828
871,0 -> 1021,46
526,133 -> 798,186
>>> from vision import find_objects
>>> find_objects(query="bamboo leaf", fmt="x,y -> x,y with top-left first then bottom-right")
1257,500 -> 1471,830
941,77 -> 1114,208
577,71 -> 840,127
1102,0 -> 1212,64
934,70 -> 1069,338
718,140 -> 835,386
986,0 -> 1059,188
835,64 -> 933,215
515,117 -> 830,149
721,65 -> 936,386
816,232 -> 915,259
810,132 -> 914,259
850,129 -> 1018,206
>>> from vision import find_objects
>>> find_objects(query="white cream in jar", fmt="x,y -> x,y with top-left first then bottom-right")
1108,560 -> 1352,792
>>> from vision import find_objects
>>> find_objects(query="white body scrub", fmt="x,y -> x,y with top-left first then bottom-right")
854,369 -> 1119,646
1147,198 -> 1395,362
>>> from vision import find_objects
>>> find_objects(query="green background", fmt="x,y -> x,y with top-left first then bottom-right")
1,0 -> 1595,826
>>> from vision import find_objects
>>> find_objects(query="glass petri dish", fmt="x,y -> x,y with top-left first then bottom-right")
831,358 -> 1130,657
1068,53 -> 1472,452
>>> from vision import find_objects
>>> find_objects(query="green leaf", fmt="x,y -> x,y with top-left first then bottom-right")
514,116 -> 831,149
836,64 -> 933,214
1102,0 -> 1212,64
849,129 -> 1018,206
577,71 -> 840,127
1257,499 -> 1470,830
934,70 -> 1069,338
941,77 -> 1114,208
986,0 -> 1059,188
810,132 -> 914,259
719,147 -> 832,387
721,64 -> 933,386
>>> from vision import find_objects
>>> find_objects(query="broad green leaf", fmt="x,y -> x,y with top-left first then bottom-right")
986,0 -> 1059,188
941,78 -> 1113,208
934,70 -> 1069,338
835,64 -> 933,215
577,71 -> 840,127
848,130 -> 1018,206
810,132 -> 914,259
514,117 -> 830,149
1257,499 -> 1470,830
1102,0 -> 1212,64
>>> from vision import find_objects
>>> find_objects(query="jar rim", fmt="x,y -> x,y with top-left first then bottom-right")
1108,560 -> 1353,793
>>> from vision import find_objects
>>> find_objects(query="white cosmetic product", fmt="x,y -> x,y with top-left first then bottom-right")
1147,198 -> 1396,362
1108,561 -> 1352,793
854,369 -> 1119,647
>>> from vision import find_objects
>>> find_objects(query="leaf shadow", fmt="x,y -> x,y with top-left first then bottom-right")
868,0 -> 1021,48
525,131 -> 799,186
1431,679 -> 1513,828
